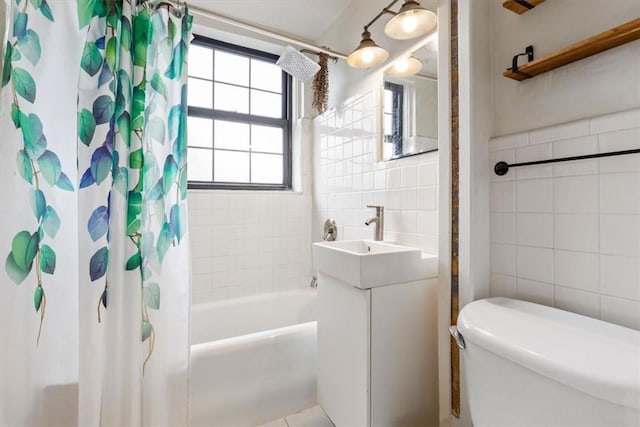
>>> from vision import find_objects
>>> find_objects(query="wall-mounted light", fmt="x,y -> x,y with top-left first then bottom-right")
385,1 -> 437,40
385,55 -> 423,77
347,30 -> 390,68
347,0 -> 436,69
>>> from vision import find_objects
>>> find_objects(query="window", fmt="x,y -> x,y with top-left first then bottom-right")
187,35 -> 293,190
383,81 -> 404,159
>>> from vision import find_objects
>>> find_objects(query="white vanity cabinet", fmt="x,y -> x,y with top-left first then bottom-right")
313,240 -> 439,427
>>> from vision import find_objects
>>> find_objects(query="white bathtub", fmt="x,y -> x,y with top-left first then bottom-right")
189,289 -> 318,427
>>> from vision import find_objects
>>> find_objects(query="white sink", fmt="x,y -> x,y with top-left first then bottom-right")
313,240 -> 438,289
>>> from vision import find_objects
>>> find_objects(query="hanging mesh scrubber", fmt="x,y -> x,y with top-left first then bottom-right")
276,46 -> 321,82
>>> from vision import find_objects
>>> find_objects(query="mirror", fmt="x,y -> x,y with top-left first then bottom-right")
381,33 -> 438,161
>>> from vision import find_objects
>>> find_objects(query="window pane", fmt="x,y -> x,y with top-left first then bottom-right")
384,89 -> 393,112
250,89 -> 281,118
251,125 -> 283,154
188,117 -> 213,148
215,51 -> 249,86
214,83 -> 249,114
251,59 -> 282,93
214,150 -> 249,182
384,114 -> 393,135
189,45 -> 213,79
251,153 -> 283,184
215,120 -> 250,151
188,148 -> 213,181
188,78 -> 213,108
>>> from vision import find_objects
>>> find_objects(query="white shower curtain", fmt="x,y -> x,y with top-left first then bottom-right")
0,1 -> 192,426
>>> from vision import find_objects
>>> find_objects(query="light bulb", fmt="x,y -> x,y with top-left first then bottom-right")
361,49 -> 374,64
394,59 -> 409,73
401,13 -> 418,33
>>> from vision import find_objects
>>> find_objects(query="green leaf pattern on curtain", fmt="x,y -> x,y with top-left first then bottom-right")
2,0 -> 73,344
76,0 -> 192,369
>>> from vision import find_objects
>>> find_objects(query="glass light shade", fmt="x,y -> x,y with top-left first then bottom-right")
347,30 -> 389,68
386,56 -> 423,77
384,1 -> 437,40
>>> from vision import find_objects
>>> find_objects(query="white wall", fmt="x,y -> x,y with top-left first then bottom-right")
489,109 -> 640,331
185,22 -> 317,305
315,0 -> 439,110
491,0 -> 640,136
454,1 -> 640,425
312,90 -> 439,253
187,118 -> 314,304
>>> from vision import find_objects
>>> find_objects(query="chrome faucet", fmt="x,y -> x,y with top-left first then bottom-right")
364,205 -> 384,241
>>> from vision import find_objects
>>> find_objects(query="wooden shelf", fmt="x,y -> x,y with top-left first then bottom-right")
502,0 -> 545,15
504,17 -> 640,81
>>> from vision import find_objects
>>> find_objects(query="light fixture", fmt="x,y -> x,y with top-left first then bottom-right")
347,0 -> 437,69
386,55 -> 422,77
385,1 -> 437,40
347,30 -> 390,68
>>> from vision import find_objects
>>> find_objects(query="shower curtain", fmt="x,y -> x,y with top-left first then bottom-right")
0,1 -> 192,426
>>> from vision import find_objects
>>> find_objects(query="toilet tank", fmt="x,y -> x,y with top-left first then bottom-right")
457,298 -> 640,427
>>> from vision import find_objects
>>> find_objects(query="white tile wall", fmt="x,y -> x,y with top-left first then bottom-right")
489,108 -> 640,331
312,91 -> 439,254
188,190 -> 312,304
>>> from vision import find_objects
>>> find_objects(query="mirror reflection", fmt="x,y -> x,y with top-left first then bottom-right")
382,34 -> 438,161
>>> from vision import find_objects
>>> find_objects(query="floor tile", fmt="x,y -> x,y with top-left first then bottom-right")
257,418 -> 288,427
285,406 -> 334,427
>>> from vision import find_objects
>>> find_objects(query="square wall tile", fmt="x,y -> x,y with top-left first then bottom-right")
600,153 -> 640,174
554,175 -> 599,214
417,211 -> 438,236
553,250 -> 599,292
554,214 -> 599,253
490,274 -> 516,298
600,255 -> 640,301
517,213 -> 553,248
601,296 -> 640,330
517,179 -> 553,213
553,159 -> 599,178
418,163 -> 438,186
401,165 -> 419,188
400,189 -> 417,210
417,187 -> 438,211
600,214 -> 640,257
491,244 -> 516,276
600,172 -> 640,214
516,278 -> 554,306
515,143 -> 552,180
386,168 -> 402,189
517,246 -> 553,284
491,181 -> 516,212
491,213 -> 516,244
554,286 -> 600,318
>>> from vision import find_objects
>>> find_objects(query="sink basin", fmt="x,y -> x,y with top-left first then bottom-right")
313,240 -> 438,289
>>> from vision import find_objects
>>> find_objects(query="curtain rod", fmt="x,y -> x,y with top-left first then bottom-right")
188,4 -> 349,60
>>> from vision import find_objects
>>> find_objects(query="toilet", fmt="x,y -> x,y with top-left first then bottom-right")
455,297 -> 640,427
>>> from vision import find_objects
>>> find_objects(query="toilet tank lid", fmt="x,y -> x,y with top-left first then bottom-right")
457,298 -> 640,410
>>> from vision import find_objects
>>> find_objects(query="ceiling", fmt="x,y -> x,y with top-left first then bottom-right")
188,0 -> 355,43
188,0 -> 439,78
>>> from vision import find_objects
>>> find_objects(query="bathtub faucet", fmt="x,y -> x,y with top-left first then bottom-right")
364,205 -> 384,241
